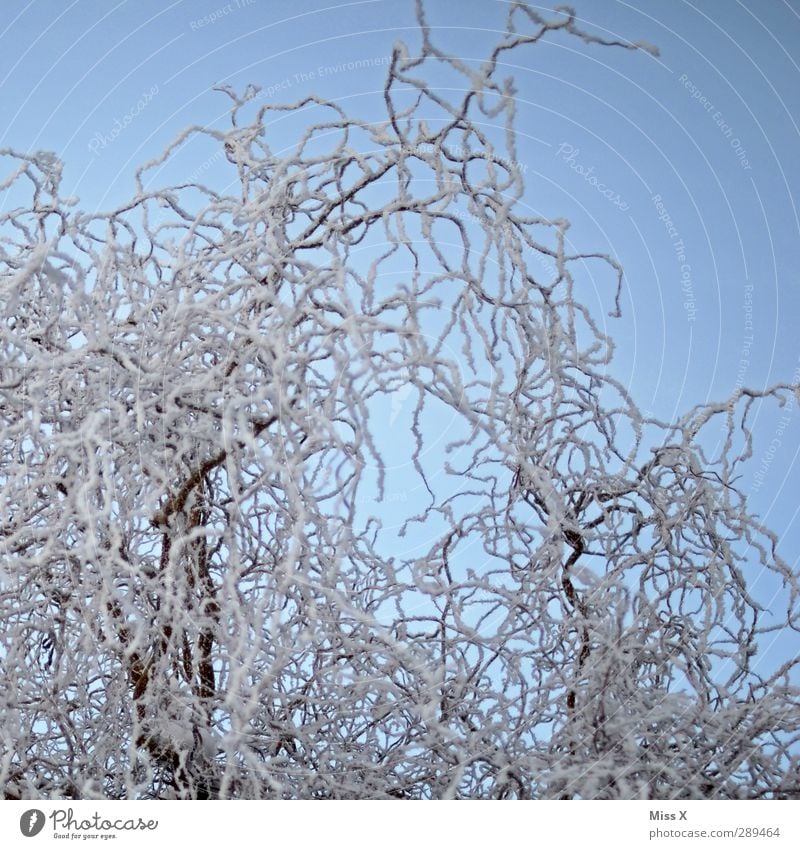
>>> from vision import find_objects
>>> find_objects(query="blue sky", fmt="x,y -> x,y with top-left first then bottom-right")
2,0 -> 799,617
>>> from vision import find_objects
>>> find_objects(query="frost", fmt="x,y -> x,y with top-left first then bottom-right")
0,2 -> 798,801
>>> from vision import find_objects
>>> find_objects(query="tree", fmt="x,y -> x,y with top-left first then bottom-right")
0,1 -> 798,800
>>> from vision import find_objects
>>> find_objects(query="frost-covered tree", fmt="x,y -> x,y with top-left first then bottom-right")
1,2 -> 798,800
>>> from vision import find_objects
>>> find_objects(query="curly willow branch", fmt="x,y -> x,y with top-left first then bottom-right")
0,2 -> 797,800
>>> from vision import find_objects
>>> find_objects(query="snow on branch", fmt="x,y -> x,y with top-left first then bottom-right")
0,2 -> 796,801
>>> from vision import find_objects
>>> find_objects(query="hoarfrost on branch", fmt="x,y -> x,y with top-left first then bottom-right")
0,2 -> 797,799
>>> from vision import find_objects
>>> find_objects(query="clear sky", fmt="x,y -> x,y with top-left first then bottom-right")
2,0 -> 799,624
